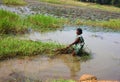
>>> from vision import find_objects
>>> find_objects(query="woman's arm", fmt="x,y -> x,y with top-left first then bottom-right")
67,37 -> 79,48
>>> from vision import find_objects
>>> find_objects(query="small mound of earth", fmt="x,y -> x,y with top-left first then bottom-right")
79,74 -> 119,82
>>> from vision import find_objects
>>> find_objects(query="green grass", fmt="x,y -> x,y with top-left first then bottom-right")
39,0 -> 120,13
26,14 -> 64,32
0,36 -> 64,60
0,9 -> 64,34
0,36 -> 91,60
0,9 -> 27,34
3,0 -> 26,5
1,9 -> 120,34
75,19 -> 120,30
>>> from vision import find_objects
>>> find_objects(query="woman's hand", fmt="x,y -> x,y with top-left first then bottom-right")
66,45 -> 71,49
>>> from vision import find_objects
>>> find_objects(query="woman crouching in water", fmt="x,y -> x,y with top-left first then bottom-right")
67,28 -> 85,56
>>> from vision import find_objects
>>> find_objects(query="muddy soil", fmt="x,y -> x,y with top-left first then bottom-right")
27,1 -> 120,20
0,0 -> 120,20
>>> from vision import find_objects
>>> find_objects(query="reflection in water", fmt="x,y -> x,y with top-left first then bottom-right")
60,55 -> 81,78
0,55 -> 82,82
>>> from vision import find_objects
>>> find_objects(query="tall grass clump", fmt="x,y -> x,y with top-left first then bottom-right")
0,37 -> 64,60
3,0 -> 26,5
0,9 -> 27,34
27,14 -> 64,32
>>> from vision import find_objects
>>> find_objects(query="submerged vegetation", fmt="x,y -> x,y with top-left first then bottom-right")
0,37 -> 64,60
39,0 -> 120,13
3,0 -> 26,5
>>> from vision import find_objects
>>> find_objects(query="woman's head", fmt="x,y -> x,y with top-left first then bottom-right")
76,28 -> 82,35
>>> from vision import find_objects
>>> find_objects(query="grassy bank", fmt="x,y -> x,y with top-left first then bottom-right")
3,0 -> 26,5
75,19 -> 120,30
0,37 -> 64,60
39,0 -> 120,13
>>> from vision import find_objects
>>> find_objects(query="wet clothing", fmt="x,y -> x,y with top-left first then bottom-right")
73,35 -> 85,55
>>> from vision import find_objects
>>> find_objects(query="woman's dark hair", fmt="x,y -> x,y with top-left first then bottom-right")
77,28 -> 82,34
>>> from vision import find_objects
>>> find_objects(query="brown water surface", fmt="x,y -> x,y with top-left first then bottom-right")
0,27 -> 120,81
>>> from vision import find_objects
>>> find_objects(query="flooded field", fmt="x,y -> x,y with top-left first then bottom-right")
0,27 -> 120,82
0,0 -> 120,81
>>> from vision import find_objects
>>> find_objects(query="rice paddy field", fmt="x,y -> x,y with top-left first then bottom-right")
0,0 -> 120,82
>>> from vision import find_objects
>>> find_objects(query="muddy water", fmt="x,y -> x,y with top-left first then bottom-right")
0,27 -> 120,81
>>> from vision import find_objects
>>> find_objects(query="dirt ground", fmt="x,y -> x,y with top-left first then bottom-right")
25,0 -> 120,20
